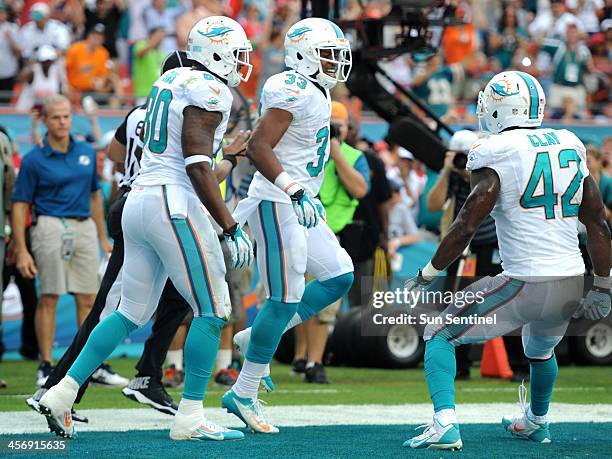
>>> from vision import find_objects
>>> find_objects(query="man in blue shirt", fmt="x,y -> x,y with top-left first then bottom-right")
11,94 -> 111,386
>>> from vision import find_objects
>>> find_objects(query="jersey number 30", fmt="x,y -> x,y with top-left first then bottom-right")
520,149 -> 583,219
143,86 -> 173,154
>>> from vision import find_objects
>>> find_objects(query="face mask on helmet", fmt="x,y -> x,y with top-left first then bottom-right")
186,16 -> 253,88
314,45 -> 352,89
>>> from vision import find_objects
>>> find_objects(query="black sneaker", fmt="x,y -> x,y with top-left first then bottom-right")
291,358 -> 307,375
122,376 -> 178,416
305,363 -> 330,384
36,362 -> 53,388
455,370 -> 471,381
71,408 -> 89,423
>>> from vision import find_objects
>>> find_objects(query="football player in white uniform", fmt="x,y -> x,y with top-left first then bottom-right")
221,18 -> 355,433
403,71 -> 610,450
38,16 -> 255,442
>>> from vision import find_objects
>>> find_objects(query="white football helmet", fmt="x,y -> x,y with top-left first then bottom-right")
477,71 -> 545,134
284,18 -> 352,89
186,16 -> 252,87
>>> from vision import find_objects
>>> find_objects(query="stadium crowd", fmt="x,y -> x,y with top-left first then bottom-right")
0,0 -> 610,395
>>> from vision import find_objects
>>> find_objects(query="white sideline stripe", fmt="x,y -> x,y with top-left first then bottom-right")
2,404 -> 612,434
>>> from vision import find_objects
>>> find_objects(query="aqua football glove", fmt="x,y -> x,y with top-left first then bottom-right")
224,223 -> 253,270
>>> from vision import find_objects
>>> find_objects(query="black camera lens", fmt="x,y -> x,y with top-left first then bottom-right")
453,152 -> 468,170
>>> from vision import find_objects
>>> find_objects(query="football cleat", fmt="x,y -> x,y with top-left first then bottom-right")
38,383 -> 78,439
233,329 -> 275,392
221,390 -> 279,434
170,417 -> 244,441
403,417 -> 463,450
122,376 -> 178,416
91,363 -> 129,387
305,363 -> 330,384
28,388 -> 88,423
502,382 -> 551,443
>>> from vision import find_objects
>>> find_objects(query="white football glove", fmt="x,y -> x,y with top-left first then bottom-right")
289,188 -> 319,229
312,197 -> 326,221
404,269 -> 434,309
573,288 -> 611,321
224,224 -> 253,269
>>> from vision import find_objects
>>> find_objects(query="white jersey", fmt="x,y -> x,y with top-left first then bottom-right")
134,67 -> 232,190
247,70 -> 331,203
467,128 -> 589,277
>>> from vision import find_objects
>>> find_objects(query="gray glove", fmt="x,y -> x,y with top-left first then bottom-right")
573,287 -> 611,321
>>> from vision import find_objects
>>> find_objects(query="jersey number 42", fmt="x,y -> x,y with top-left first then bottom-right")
520,149 -> 583,219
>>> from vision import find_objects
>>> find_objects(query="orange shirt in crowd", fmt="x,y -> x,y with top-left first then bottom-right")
65,41 -> 110,92
441,24 -> 478,65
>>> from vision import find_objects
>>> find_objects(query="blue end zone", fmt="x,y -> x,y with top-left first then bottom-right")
2,424 -> 609,458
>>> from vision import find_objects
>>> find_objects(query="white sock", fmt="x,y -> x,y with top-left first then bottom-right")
435,408 -> 458,426
176,398 -> 203,429
232,360 -> 267,399
527,405 -> 547,424
216,349 -> 232,372
166,350 -> 183,371
48,376 -> 79,408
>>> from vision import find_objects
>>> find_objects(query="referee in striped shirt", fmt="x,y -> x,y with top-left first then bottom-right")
426,130 -> 529,382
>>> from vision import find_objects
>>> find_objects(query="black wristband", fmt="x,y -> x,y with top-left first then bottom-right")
222,154 -> 238,169
223,222 -> 238,239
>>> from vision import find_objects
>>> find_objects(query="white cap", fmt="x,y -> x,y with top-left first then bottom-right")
449,130 -> 478,152
601,19 -> 612,31
36,45 -> 57,62
565,0 -> 578,9
95,130 -> 116,150
398,147 -> 415,160
30,2 -> 50,20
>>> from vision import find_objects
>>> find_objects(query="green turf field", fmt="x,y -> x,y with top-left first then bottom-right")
1,358 -> 610,412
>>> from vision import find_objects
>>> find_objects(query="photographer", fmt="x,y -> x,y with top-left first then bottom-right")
426,130 -> 529,381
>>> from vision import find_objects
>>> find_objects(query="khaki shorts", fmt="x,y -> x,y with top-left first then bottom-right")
31,216 -> 100,295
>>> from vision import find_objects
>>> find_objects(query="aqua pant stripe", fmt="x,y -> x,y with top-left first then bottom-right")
162,185 -> 215,317
432,278 -> 524,342
516,71 -> 539,120
258,201 -> 287,302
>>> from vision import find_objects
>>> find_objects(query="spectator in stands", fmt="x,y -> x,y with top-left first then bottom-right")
489,2 -> 527,70
411,54 -> 464,119
387,179 -> 421,260
426,130 -> 529,381
441,6 -> 479,65
16,45 -> 66,112
10,95 -> 111,386
144,0 -> 179,54
84,0 -> 126,60
65,24 -> 113,101
176,0 -> 225,50
529,0 -> 584,39
132,27 -> 166,101
19,2 -> 70,60
543,23 -> 594,110
566,0 -> 605,34
0,2 -> 21,104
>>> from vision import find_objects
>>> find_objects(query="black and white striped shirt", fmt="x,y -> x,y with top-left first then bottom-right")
113,105 -> 146,188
